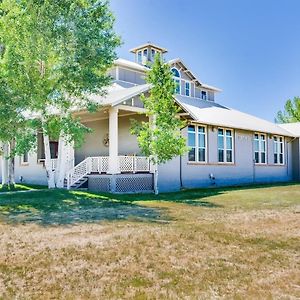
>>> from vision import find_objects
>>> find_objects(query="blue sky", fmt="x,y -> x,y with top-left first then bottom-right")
109,0 -> 300,122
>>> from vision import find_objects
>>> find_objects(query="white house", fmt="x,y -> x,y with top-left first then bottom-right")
0,43 -> 298,193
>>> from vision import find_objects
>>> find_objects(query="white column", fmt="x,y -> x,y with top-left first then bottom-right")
108,107 -> 120,174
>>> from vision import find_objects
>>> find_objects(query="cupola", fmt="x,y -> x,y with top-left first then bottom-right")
130,42 -> 168,66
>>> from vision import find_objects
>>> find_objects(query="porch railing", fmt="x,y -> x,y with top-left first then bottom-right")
66,156 -> 151,189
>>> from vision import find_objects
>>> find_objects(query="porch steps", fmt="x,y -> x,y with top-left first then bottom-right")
64,176 -> 88,189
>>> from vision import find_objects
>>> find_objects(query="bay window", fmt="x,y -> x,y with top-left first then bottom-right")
254,133 -> 266,164
274,136 -> 284,164
218,128 -> 234,163
188,125 -> 207,162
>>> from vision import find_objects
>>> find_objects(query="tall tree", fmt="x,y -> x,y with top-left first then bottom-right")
276,97 -> 300,123
131,55 -> 187,193
0,0 -> 121,188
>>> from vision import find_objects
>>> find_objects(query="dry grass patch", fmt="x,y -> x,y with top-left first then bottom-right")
0,183 -> 299,299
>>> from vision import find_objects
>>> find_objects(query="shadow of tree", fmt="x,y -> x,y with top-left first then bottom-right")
0,186 -> 227,225
0,190 -> 169,226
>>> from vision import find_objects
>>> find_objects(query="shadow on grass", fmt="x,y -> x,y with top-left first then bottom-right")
0,186 -> 225,225
0,189 -> 171,226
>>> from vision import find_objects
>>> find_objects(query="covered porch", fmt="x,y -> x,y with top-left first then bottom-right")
65,100 -> 154,192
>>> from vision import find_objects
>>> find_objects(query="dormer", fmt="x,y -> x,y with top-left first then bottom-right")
130,43 -> 168,66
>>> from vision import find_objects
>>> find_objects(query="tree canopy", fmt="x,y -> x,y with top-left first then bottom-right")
276,97 -> 300,123
131,55 -> 187,165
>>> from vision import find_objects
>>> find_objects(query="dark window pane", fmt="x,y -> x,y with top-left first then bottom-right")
198,148 -> 205,162
218,150 -> 224,162
255,152 -> 259,163
23,152 -> 28,163
226,150 -> 232,162
261,153 -> 266,164
188,125 -> 195,132
226,130 -> 232,137
188,148 -> 196,161
198,126 -> 205,133
218,129 -> 223,136
274,154 -> 278,164
279,154 -> 283,164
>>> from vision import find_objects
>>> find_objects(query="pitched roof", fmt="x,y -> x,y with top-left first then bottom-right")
168,58 -> 222,92
175,94 -> 294,137
114,58 -> 148,72
278,123 -> 300,137
89,83 -> 151,107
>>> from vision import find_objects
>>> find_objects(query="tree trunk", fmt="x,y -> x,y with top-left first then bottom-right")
56,133 -> 68,188
8,140 -> 15,188
43,129 -> 55,188
1,142 -> 9,188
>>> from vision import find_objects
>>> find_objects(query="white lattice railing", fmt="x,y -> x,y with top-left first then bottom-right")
66,156 -> 151,189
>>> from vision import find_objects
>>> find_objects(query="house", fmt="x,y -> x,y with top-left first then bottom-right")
0,43 -> 298,193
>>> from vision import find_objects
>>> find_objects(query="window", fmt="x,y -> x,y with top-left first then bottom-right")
171,67 -> 181,94
188,125 -> 206,162
185,82 -> 190,96
254,134 -> 267,164
171,68 -> 180,78
274,136 -> 284,164
21,152 -> 29,165
201,91 -> 207,100
137,51 -> 142,64
218,128 -> 234,163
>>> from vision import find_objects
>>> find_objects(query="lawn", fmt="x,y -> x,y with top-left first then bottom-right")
0,183 -> 299,299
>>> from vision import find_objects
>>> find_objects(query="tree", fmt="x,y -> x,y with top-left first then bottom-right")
276,97 -> 300,123
131,55 -> 187,193
0,0 -> 121,188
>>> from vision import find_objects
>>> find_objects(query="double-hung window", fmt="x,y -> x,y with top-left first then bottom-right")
274,136 -> 284,164
21,152 -> 29,165
218,128 -> 234,163
188,125 -> 206,162
185,82 -> 190,96
254,133 -> 267,164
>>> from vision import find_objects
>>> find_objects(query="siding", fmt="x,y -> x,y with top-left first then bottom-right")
158,126 -> 293,192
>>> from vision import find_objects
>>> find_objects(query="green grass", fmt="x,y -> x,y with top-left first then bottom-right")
0,183 -> 47,193
0,183 -> 299,299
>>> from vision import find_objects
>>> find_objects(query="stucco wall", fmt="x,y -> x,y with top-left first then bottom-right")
158,126 -> 294,192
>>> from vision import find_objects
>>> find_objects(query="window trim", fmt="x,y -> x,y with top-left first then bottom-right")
273,135 -> 285,165
187,124 -> 208,163
217,127 -> 234,164
254,133 -> 267,165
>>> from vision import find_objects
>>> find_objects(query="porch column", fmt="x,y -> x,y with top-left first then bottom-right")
108,107 -> 120,174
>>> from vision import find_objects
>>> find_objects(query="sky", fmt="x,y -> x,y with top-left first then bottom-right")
109,0 -> 300,122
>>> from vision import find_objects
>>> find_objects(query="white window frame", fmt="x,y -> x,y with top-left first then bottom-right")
218,128 -> 234,163
254,133 -> 267,164
185,81 -> 190,96
187,124 -> 207,163
273,136 -> 284,165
